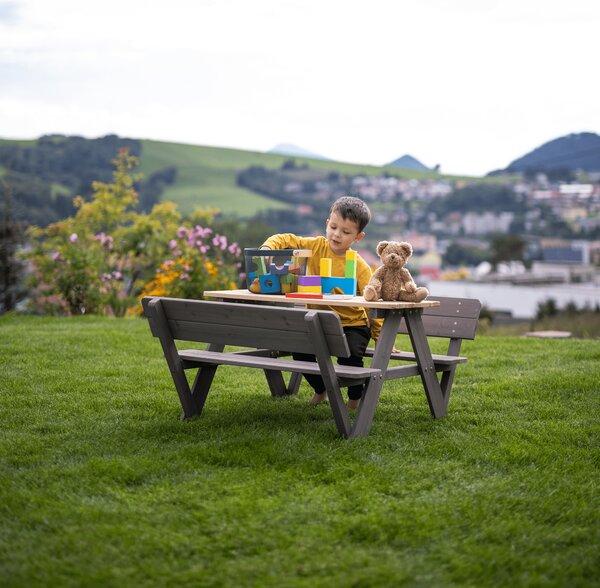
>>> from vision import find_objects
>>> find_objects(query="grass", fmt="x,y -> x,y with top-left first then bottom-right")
483,312 -> 600,339
1,314 -> 598,587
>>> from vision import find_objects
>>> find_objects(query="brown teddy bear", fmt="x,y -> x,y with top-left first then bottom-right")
363,241 -> 429,302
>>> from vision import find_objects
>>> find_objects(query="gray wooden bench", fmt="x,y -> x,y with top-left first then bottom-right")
364,295 -> 481,413
142,296 -> 382,436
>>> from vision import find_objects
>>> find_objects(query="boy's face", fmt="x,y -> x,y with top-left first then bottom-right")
325,211 -> 365,256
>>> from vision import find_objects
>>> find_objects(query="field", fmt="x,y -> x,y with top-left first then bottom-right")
138,139 -> 473,217
1,314 -> 598,587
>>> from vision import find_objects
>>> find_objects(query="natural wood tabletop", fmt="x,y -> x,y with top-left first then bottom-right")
203,289 -> 440,310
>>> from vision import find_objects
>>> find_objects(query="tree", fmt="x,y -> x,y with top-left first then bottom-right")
0,179 -> 27,312
25,149 -> 171,315
489,234 -> 526,268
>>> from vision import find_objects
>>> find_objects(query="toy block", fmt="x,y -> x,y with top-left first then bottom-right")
298,275 -> 322,287
298,285 -> 322,294
259,274 -> 280,293
320,258 -> 332,277
293,249 -> 313,258
321,276 -> 357,296
248,277 -> 261,293
270,263 -> 290,275
345,259 -> 357,279
280,282 -> 293,293
288,262 -> 304,275
255,256 -> 268,274
346,250 -> 357,261
285,292 -> 324,299
279,272 -> 295,284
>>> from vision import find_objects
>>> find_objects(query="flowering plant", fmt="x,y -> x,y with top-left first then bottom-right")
138,225 -> 242,303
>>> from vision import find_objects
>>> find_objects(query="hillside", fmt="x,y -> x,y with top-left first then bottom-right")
386,154 -> 430,171
504,132 -> 600,173
0,135 -> 456,224
139,140 -> 449,216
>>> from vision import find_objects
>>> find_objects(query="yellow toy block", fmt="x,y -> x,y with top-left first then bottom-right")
346,250 -> 357,261
298,285 -> 322,294
320,258 -> 332,277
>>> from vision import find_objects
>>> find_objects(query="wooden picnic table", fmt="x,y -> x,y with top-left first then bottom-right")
203,289 -> 446,437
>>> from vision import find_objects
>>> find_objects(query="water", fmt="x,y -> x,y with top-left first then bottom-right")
423,280 -> 600,319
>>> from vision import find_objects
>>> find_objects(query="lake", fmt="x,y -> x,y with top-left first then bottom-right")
423,280 -> 600,319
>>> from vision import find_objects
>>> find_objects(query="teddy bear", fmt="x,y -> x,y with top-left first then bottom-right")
363,241 -> 429,302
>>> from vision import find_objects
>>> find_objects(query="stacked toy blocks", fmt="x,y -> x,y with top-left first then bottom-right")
245,249 -> 311,294
290,250 -> 358,299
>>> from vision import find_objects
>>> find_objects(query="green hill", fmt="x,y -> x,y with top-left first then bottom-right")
138,139 -> 448,216
0,135 -> 477,224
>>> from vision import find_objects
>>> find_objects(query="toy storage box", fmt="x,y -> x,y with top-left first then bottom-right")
244,248 -> 312,294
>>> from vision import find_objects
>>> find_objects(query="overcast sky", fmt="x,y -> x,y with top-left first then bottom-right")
1,0 -> 598,176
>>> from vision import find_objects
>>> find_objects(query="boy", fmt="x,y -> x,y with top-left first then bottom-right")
261,196 -> 382,410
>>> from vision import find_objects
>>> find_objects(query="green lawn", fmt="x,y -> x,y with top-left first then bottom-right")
1,314 -> 598,587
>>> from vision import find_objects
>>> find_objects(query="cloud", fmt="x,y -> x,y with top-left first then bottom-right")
0,1 -> 18,23
0,0 -> 599,175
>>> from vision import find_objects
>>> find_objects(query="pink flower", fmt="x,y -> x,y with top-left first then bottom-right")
52,251 -> 61,261
95,232 -> 114,251
177,226 -> 189,238
169,239 -> 177,249
179,273 -> 190,280
112,271 -> 122,280
213,235 -> 227,250
69,233 -> 78,243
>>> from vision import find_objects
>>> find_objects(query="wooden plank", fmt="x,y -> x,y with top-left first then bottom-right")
145,298 -> 201,419
203,289 -> 440,310
404,310 -> 447,418
371,296 -> 481,339
386,315 -> 479,340
142,297 -> 350,356
178,349 -> 381,380
364,349 -> 467,365
421,296 -> 482,319
305,311 -> 351,437
154,297 -> 344,337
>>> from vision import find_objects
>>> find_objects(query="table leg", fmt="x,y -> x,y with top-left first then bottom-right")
350,310 -> 402,437
404,309 -> 447,418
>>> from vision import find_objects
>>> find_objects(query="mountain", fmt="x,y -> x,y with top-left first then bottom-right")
503,132 -> 600,173
267,143 -> 329,160
386,154 -> 430,171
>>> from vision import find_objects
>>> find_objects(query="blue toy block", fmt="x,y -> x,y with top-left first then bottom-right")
321,276 -> 357,295
270,263 -> 290,275
259,273 -> 281,293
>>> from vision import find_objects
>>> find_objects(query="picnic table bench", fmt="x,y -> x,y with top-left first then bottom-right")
142,292 -> 481,438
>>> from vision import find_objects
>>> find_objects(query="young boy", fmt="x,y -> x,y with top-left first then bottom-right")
261,196 -> 382,410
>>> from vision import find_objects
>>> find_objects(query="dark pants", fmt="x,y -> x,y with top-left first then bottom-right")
292,325 -> 371,401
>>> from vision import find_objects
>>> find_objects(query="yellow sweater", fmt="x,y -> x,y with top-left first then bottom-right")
261,234 -> 382,341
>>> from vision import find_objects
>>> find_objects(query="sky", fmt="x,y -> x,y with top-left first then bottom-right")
1,0 -> 599,177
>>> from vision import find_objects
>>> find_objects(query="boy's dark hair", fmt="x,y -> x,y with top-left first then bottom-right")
330,196 -> 371,232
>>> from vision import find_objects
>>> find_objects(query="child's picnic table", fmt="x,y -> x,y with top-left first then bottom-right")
198,289 -> 477,437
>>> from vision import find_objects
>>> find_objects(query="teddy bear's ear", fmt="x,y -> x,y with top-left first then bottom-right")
376,241 -> 389,256
400,242 -> 413,257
